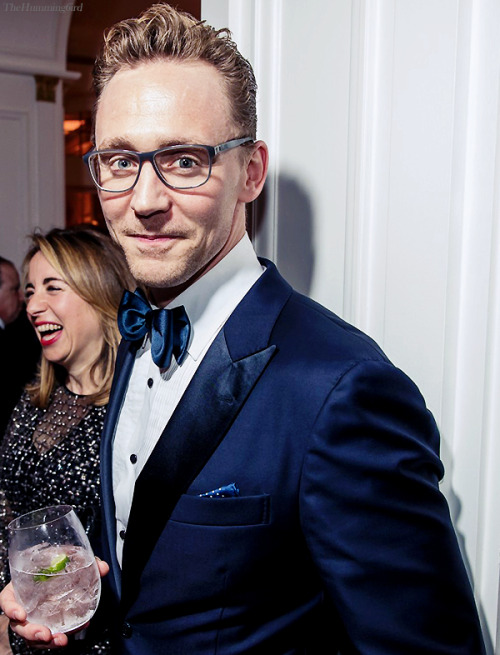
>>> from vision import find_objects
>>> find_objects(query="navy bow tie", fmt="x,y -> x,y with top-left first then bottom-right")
118,288 -> 191,369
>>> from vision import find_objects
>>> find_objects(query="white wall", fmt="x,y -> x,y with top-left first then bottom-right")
202,0 -> 500,651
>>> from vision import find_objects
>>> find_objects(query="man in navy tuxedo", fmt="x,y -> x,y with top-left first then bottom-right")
1,4 -> 486,653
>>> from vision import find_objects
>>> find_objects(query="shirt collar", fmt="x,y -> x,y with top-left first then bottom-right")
166,233 -> 263,360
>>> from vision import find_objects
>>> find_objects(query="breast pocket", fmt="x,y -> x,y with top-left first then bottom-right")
143,493 -> 274,610
169,493 -> 271,526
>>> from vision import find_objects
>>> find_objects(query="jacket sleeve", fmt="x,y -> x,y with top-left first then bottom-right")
300,359 -> 486,654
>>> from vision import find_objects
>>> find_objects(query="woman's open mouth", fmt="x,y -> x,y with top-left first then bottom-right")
36,323 -> 63,346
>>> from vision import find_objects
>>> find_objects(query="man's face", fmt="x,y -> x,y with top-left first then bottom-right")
94,59 -> 252,305
0,263 -> 23,325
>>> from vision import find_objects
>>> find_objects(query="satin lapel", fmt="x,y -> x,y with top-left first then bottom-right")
121,330 -> 276,612
100,338 -> 138,599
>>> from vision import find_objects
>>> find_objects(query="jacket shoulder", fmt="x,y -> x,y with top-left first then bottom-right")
276,287 -> 389,365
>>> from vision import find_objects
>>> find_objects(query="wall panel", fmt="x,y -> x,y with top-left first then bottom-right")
203,0 -> 500,649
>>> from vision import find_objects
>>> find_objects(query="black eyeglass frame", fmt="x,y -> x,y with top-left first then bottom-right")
82,137 -> 254,193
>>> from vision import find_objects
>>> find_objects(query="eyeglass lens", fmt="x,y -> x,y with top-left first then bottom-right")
89,146 -> 212,191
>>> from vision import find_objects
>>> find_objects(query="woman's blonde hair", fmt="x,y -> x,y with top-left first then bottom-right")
23,227 -> 134,408
93,3 -> 258,139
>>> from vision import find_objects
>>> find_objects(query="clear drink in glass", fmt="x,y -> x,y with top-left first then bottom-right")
8,505 -> 101,634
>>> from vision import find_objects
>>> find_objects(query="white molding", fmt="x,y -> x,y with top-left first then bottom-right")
0,108 -> 33,266
201,0 -> 282,262
250,0 -> 282,262
0,0 -> 78,80
0,57 -> 80,80
35,79 -> 65,231
344,0 -> 395,343
439,2 -> 500,648
0,69 -> 64,268
482,148 -> 500,645
473,3 -> 500,646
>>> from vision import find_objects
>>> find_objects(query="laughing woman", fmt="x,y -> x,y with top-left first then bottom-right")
0,227 -> 134,655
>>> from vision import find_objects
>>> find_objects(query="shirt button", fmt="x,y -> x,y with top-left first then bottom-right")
119,529 -> 126,540
147,378 -> 153,388
122,622 -> 132,639
130,453 -> 138,464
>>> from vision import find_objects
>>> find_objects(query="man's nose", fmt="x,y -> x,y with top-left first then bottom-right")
130,161 -> 173,218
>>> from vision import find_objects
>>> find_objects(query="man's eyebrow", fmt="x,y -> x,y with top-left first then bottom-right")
96,137 -> 201,151
97,137 -> 136,151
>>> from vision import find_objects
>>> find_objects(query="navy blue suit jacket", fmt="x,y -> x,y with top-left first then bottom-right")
100,260 -> 485,654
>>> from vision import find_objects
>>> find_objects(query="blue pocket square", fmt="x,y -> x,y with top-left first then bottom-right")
198,483 -> 240,498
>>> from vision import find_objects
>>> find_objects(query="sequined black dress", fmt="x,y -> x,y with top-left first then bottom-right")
0,386 -> 110,654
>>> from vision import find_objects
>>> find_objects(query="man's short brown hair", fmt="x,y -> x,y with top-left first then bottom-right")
93,3 -> 258,139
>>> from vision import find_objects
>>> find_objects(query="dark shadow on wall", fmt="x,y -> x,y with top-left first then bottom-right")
440,437 -> 494,654
251,174 -> 493,653
251,173 -> 315,297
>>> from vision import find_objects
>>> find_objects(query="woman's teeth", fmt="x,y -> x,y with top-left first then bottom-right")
38,324 -> 62,335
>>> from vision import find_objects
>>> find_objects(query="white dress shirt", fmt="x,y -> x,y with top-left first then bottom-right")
112,234 -> 264,566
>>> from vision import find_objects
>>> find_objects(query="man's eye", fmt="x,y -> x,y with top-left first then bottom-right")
176,156 -> 197,169
156,149 -> 207,175
110,157 -> 135,171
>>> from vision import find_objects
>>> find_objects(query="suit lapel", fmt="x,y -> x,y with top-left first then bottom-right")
100,338 -> 139,598
121,329 -> 276,611
120,261 -> 292,612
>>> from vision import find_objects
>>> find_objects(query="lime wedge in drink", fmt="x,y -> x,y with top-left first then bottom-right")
33,554 -> 70,582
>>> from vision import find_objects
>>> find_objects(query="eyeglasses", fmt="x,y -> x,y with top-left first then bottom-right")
83,137 -> 253,193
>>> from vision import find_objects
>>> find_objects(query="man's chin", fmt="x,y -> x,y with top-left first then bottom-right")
130,266 -> 189,291
125,250 -> 212,297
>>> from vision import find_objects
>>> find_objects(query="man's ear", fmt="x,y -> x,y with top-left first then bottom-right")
239,141 -> 269,203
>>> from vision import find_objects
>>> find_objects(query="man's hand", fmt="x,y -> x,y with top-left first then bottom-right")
0,558 -> 109,649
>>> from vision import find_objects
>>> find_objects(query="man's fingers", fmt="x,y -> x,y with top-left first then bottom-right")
95,557 -> 109,577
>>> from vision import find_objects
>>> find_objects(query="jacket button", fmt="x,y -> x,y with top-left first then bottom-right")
122,621 -> 132,638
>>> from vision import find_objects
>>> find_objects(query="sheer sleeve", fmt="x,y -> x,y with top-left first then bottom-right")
0,486 -> 11,588
0,394 -> 30,588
